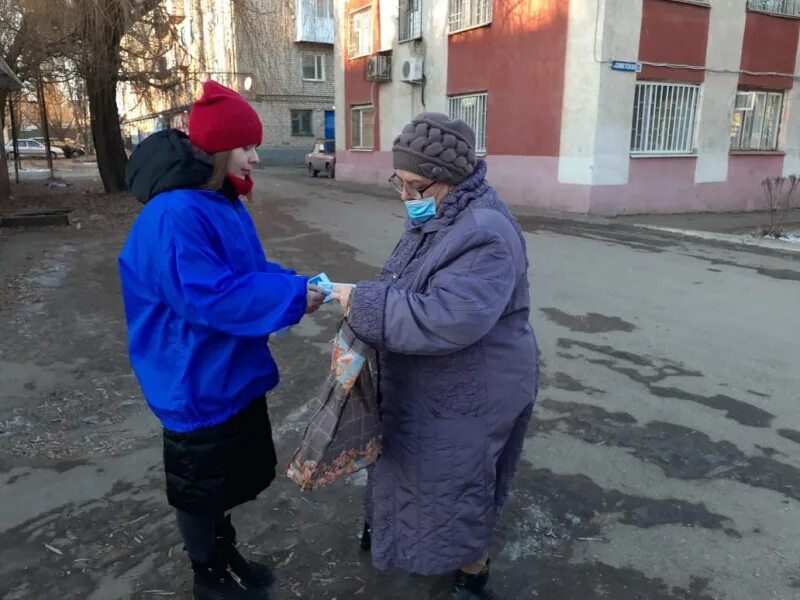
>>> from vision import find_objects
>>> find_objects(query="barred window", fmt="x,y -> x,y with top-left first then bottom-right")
747,0 -> 800,17
730,91 -> 783,152
448,92 -> 488,154
631,82 -> 700,155
449,0 -> 492,33
399,0 -> 422,42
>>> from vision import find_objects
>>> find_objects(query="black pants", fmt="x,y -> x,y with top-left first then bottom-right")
176,509 -> 226,565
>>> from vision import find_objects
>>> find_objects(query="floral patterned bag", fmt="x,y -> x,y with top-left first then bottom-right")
286,320 -> 380,490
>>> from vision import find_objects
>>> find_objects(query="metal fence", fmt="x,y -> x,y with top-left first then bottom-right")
448,93 -> 488,154
631,82 -> 700,155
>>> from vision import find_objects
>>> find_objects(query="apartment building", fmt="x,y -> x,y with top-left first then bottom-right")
119,0 -> 335,164
334,0 -> 800,214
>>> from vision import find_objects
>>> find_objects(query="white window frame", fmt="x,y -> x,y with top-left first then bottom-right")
348,8 -> 373,59
448,0 -> 493,34
351,105 -> 375,150
399,0 -> 422,42
448,92 -> 488,155
730,91 -> 784,152
630,82 -> 700,156
302,53 -> 326,82
747,0 -> 800,17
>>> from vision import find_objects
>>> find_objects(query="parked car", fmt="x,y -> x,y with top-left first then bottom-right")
306,139 -> 335,178
5,139 -> 65,160
32,137 -> 86,158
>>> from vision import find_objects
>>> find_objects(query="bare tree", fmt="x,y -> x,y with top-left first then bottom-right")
760,175 -> 800,239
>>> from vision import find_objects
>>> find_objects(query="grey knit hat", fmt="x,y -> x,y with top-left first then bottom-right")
392,112 -> 477,185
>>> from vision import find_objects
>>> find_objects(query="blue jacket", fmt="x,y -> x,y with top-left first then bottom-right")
119,131 -> 308,432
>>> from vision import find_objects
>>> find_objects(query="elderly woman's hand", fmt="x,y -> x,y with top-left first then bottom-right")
331,284 -> 354,312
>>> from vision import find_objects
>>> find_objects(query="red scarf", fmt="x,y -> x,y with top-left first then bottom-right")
227,174 -> 253,197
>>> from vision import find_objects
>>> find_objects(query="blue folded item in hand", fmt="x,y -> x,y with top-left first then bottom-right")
275,273 -> 352,340
309,273 -> 335,303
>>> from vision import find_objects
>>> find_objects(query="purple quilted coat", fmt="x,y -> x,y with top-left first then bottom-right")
348,161 -> 539,575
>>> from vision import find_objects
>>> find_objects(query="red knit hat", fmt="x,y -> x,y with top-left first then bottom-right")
188,80 -> 262,154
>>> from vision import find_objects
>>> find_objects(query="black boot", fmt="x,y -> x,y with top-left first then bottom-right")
191,557 -> 253,600
449,559 -> 495,600
217,515 -> 274,588
360,521 -> 372,551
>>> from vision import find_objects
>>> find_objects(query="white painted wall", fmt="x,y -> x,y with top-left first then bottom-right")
781,37 -> 800,176
377,0 -> 449,151
694,0 -> 746,184
558,0 -> 642,186
334,0 -> 346,151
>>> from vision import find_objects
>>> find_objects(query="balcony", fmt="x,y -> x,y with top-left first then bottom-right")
296,0 -> 334,45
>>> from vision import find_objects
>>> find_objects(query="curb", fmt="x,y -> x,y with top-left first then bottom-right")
633,224 -> 800,254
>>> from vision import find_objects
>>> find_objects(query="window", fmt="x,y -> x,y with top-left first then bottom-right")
630,82 -> 700,155
448,92 -> 488,154
747,0 -> 800,17
291,110 -> 313,136
730,91 -> 783,152
351,105 -> 375,150
399,0 -> 422,42
449,0 -> 492,33
349,9 -> 373,58
314,0 -> 333,19
302,53 -> 325,81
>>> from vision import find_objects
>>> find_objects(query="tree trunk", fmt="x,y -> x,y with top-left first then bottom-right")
83,0 -> 128,194
38,76 -> 54,180
0,91 -> 10,202
86,87 -> 128,194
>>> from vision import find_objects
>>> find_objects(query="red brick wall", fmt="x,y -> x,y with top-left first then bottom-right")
447,0 -> 569,156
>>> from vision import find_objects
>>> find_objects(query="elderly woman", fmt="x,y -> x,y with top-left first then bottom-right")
332,113 -> 539,599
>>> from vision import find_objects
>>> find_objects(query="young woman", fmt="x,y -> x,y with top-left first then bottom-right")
119,80 -> 325,599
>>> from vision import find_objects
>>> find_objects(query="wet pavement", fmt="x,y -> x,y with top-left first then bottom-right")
1,166 -> 799,600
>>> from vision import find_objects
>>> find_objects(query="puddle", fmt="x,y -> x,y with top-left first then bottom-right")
541,308 -> 637,333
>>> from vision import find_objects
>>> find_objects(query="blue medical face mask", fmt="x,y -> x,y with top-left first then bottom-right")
404,197 -> 437,222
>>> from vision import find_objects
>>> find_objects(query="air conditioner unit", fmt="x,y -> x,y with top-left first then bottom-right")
366,54 -> 392,82
400,58 -> 424,84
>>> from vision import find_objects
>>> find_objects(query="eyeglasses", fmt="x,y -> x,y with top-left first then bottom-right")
388,174 -> 434,200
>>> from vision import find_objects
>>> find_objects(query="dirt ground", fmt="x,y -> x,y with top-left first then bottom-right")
1,165 -> 799,600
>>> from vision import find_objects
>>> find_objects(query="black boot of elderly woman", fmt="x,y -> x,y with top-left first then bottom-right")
191,557 -> 258,600
216,515 -> 274,588
360,521 -> 372,551
448,560 -> 495,600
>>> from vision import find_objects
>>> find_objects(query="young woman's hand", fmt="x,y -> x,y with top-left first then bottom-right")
331,284 -> 354,312
306,285 -> 326,314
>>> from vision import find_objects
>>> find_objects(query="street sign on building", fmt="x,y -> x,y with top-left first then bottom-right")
610,60 -> 643,73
